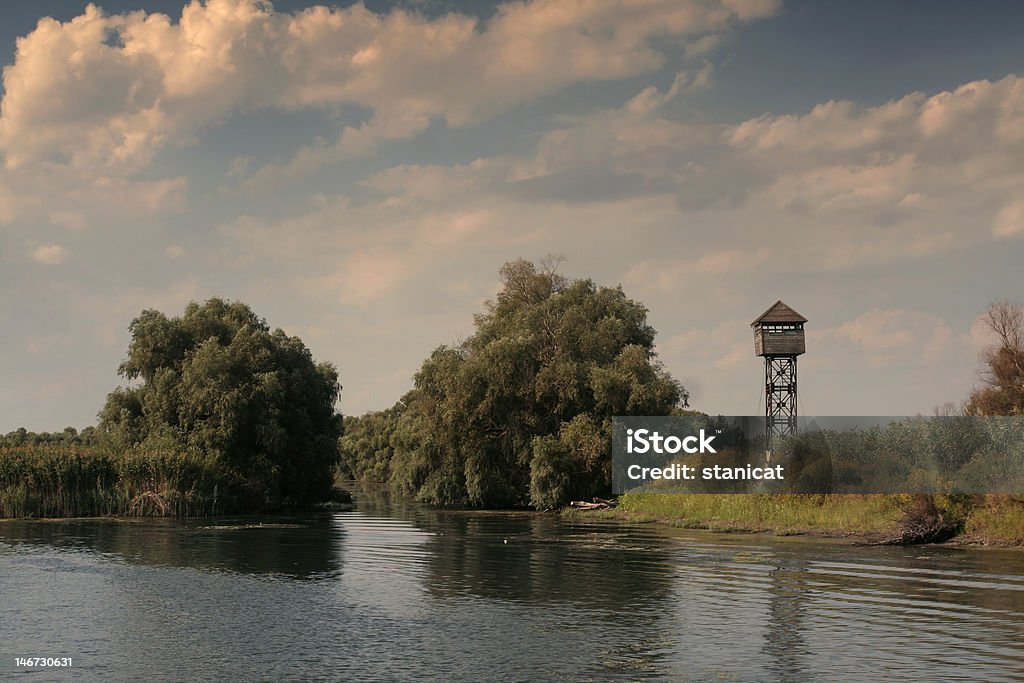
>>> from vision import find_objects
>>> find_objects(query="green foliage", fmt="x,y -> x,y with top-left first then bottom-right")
603,493 -> 905,535
964,495 -> 1024,543
0,444 -> 228,517
779,417 -> 1024,494
338,405 -> 403,481
389,259 -> 686,508
0,426 -> 98,448
97,298 -> 342,507
529,436 -> 573,510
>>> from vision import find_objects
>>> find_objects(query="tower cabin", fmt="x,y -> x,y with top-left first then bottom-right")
752,300 -> 807,357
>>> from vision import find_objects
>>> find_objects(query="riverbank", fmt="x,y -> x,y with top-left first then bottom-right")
563,493 -> 1024,546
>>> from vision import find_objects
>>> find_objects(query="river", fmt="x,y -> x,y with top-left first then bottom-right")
2,488 -> 1023,681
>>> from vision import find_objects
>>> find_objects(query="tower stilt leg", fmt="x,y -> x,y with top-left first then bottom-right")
765,355 -> 797,448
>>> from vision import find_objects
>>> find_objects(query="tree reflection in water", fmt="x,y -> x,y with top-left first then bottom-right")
0,516 -> 344,579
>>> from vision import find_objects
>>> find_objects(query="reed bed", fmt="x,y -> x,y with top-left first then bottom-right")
0,445 -> 230,518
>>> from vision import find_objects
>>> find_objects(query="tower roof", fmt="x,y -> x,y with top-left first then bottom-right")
751,300 -> 807,326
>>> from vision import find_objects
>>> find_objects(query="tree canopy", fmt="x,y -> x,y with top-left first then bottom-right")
966,300 -> 1024,416
338,406 -> 402,483
98,298 -> 343,505
385,259 -> 686,508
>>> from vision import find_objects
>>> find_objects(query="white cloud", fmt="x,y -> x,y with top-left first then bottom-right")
685,34 -> 723,58
242,111 -> 432,190
32,243 -> 69,264
364,73 -> 1024,269
563,73 -> 1022,221
0,0 -> 779,174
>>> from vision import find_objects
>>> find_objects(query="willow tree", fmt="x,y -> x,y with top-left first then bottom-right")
99,298 -> 342,505
389,259 -> 686,508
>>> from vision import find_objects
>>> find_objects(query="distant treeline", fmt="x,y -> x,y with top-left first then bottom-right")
0,427 -> 99,448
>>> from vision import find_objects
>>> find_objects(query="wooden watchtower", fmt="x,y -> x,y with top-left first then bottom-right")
752,300 -> 807,445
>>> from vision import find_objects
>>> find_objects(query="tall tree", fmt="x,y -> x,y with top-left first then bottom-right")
966,300 -> 1024,415
99,298 -> 343,504
389,259 -> 686,508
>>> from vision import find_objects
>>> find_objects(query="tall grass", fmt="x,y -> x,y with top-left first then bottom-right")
962,495 -> 1024,544
0,445 -> 232,518
606,493 -> 905,535
565,493 -> 1024,545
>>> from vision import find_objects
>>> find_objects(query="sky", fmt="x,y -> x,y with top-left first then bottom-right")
1,0 -> 1023,431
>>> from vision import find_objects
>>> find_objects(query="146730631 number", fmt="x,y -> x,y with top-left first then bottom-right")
15,657 -> 73,667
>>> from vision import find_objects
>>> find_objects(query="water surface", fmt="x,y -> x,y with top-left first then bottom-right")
2,489 -> 1023,681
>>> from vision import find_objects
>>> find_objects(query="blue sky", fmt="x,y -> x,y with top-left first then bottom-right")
1,0 -> 1023,430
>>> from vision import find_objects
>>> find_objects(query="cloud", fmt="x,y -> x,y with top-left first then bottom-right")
31,243 -> 69,264
353,72 -> 728,207
993,200 -> 1024,238
0,163 -> 188,234
0,0 -> 779,174
0,179 -> 15,223
70,176 -> 188,213
2,2 -> 1016,425
590,74 -> 1021,224
685,34 -> 723,58
623,248 -> 773,296
241,111 -> 432,190
361,158 -> 507,201
302,250 -> 414,307
49,210 -> 87,230
694,248 -> 772,274
817,309 -> 953,365
655,320 -> 754,390
358,72 -> 1024,269
729,77 -> 1024,222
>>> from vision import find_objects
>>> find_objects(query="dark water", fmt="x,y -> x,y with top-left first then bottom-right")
2,489 -> 1024,682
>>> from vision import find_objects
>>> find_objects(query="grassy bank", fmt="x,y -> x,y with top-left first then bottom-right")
0,445 -> 228,518
962,496 -> 1024,544
564,493 -> 1024,545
